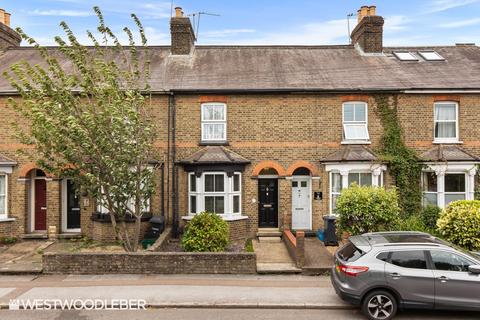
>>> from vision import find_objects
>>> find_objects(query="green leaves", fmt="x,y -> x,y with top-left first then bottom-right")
3,7 -> 155,252
437,200 -> 480,250
181,212 -> 230,252
374,95 -> 423,217
336,184 -> 401,235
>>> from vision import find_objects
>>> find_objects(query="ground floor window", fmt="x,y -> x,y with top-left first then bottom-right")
422,168 -> 472,208
188,172 -> 241,216
326,164 -> 386,214
96,189 -> 151,215
0,174 -> 7,219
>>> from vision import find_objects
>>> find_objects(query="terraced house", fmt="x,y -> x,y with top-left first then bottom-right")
0,6 -> 480,242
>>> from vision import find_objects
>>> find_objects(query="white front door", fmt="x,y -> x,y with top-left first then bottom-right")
291,177 -> 311,230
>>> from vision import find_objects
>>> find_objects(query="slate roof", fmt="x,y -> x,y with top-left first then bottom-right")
179,146 -> 250,165
0,153 -> 16,165
420,145 -> 479,162
322,145 -> 379,162
1,45 -> 480,92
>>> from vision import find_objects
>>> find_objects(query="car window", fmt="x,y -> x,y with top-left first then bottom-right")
376,252 -> 390,262
430,250 -> 473,272
390,251 -> 427,269
338,242 -> 364,262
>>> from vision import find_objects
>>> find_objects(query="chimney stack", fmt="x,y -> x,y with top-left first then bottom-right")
170,6 -> 195,55
351,5 -> 384,53
0,8 -> 21,50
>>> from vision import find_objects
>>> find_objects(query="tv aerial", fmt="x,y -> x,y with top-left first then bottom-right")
187,11 -> 221,41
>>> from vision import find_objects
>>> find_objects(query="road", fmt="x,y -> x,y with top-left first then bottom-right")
0,308 -> 479,320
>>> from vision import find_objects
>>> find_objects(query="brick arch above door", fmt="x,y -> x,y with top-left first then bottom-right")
252,160 -> 287,177
286,160 -> 320,177
18,162 -> 53,178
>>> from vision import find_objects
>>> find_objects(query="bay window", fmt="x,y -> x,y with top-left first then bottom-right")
343,102 -> 369,142
328,165 -> 385,214
0,174 -> 7,219
201,103 -> 227,142
188,172 -> 241,216
434,102 -> 458,142
422,166 -> 474,208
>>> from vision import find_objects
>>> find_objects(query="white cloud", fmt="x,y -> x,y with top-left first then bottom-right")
224,19 -> 349,45
426,0 -> 479,13
200,29 -> 256,38
439,17 -> 480,28
28,9 -> 92,17
384,15 -> 411,32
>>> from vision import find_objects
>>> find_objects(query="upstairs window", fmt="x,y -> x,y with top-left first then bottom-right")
343,102 -> 369,142
201,103 -> 226,142
434,102 -> 458,142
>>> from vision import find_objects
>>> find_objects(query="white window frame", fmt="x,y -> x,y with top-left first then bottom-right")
0,174 -> 8,219
342,102 -> 370,143
434,102 -> 459,143
422,164 -> 476,209
421,171 -> 438,206
96,188 -> 151,215
326,163 -> 386,215
201,103 -> 227,142
188,171 -> 242,217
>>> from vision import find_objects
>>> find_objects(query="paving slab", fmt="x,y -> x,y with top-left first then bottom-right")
253,239 -> 301,273
10,284 -> 349,309
0,288 -> 15,299
303,238 -> 334,274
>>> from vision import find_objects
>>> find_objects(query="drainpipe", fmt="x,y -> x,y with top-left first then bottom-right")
169,93 -> 179,237
166,95 -> 171,227
160,162 -> 165,218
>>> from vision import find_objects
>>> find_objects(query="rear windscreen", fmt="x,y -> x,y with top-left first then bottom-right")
338,241 -> 364,262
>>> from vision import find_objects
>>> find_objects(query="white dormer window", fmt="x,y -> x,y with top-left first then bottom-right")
434,102 -> 458,143
201,103 -> 227,142
343,102 -> 369,142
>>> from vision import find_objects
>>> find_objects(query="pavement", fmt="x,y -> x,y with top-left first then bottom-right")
0,240 -> 54,274
252,239 -> 302,273
303,238 -> 335,274
0,274 -> 348,309
0,307 -> 480,319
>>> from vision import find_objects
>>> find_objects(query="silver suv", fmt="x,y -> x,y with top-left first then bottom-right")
331,231 -> 480,320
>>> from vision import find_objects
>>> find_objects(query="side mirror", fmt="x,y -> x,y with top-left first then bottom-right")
468,265 -> 480,274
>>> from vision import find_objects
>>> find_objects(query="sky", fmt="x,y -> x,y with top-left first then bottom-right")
1,0 -> 479,46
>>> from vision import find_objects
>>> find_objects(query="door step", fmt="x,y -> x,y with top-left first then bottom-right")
257,263 -> 302,274
57,233 -> 82,239
21,233 -> 48,239
256,228 -> 282,238
258,236 -> 281,243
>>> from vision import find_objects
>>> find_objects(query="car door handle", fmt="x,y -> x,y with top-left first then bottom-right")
437,276 -> 449,282
389,272 -> 402,279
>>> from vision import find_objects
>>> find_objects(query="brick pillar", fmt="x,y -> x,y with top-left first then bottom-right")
46,179 -> 61,234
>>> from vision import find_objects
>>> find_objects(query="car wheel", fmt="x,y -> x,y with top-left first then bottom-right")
362,290 -> 397,320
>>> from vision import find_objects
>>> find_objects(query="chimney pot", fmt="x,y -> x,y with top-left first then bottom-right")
0,9 -> 5,25
4,12 -> 10,27
175,7 -> 183,17
351,5 -> 384,53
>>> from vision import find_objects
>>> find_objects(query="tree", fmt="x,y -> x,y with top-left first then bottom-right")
3,7 -> 156,252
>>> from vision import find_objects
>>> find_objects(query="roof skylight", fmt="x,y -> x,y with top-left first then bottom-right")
418,51 -> 445,61
393,51 -> 418,61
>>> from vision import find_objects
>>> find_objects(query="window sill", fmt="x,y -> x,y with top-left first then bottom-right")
0,217 -> 15,222
341,140 -> 371,145
199,141 -> 229,146
182,214 -> 248,222
433,140 -> 463,144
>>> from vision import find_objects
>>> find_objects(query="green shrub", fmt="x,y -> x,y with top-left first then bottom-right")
397,215 -> 434,234
181,212 -> 229,252
0,236 -> 17,245
437,200 -> 480,250
336,184 -> 401,235
421,205 -> 441,229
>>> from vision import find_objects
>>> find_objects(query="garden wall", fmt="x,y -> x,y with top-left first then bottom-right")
283,230 -> 305,268
43,252 -> 256,274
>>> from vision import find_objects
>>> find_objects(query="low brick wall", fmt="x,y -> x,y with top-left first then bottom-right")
283,230 -> 305,268
88,220 -> 151,242
43,252 -> 257,274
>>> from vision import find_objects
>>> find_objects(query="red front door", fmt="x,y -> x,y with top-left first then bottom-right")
34,179 -> 47,231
